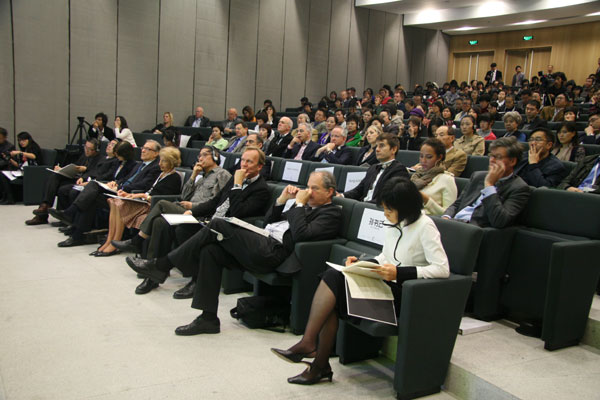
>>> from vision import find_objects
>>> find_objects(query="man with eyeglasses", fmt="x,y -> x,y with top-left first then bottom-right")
26,138 -> 103,225
228,133 -> 272,179
312,126 -> 352,165
514,128 -> 566,188
51,140 -> 162,247
123,147 -> 270,296
581,114 -> 600,145
112,146 -> 231,265
541,93 -> 569,122
443,137 -> 531,228
434,125 -> 467,177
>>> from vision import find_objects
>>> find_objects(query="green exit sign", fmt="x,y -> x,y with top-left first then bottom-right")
469,40 -> 478,45
523,36 -> 534,41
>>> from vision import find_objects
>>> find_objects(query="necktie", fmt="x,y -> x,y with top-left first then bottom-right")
124,163 -> 145,185
294,143 -> 307,160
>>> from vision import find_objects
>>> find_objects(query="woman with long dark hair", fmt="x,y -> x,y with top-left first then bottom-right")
0,131 -> 42,204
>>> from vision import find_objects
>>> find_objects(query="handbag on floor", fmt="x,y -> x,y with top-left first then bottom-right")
230,295 -> 290,332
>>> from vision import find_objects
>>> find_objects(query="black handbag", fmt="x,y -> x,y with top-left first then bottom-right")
230,295 -> 290,332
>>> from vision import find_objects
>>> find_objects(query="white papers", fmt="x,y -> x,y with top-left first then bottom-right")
345,171 -> 366,192
220,216 -> 270,238
95,181 -> 117,193
179,134 -> 191,148
1,171 -> 19,181
356,208 -> 386,246
12,170 -> 22,177
72,185 -> 84,192
459,317 -> 493,335
162,213 -> 199,225
282,161 -> 302,182
105,193 -> 149,204
326,262 -> 393,301
327,261 -> 380,279
46,163 -> 78,179
315,166 -> 334,174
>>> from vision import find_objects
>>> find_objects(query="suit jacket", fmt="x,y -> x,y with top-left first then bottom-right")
343,160 -> 409,203
514,153 -> 567,188
184,115 -> 211,128
444,171 -> 531,228
312,145 -> 353,165
382,124 -> 399,135
267,132 -> 293,157
521,116 -> 548,131
114,159 -> 139,185
484,69 -> 502,82
121,158 -> 161,193
283,141 -> 319,161
581,133 -> 600,145
540,107 -> 565,122
191,175 -> 270,219
557,155 -> 600,194
87,126 -> 115,141
148,171 -> 182,196
93,157 -> 121,181
80,153 -> 103,180
400,135 -> 424,151
355,146 -> 378,167
264,202 -> 343,274
444,147 -> 468,177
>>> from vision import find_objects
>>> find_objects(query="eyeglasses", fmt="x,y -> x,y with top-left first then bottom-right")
142,146 -> 157,151
488,153 -> 505,160
528,137 -> 546,143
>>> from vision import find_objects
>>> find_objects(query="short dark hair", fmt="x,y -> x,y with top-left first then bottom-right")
201,145 -> 221,165
212,125 -> 224,134
346,113 -> 360,125
520,89 -> 532,97
479,94 -> 491,103
491,62 -> 497,68
421,138 -> 446,161
527,100 -> 541,110
114,141 -> 135,161
246,132 -> 264,145
377,132 -> 399,154
94,112 -> 108,126
531,127 -> 556,145
235,121 -> 248,129
489,137 -> 523,162
564,106 -> 579,116
258,123 -> 272,135
0,127 -> 7,137
255,112 -> 267,122
377,177 -> 423,226
478,113 -> 492,123
86,138 -> 100,151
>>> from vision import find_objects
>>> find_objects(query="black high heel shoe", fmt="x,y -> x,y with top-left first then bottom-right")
271,347 -> 317,363
287,362 -> 333,385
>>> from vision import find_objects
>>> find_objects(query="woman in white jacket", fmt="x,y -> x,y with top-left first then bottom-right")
114,116 -> 136,147
271,177 -> 450,385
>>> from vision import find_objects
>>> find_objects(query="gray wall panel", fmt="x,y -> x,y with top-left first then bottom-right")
327,0 -> 351,94
0,1 -> 14,140
364,10 -> 385,91
424,29 -> 438,86
116,0 -> 159,131
70,0 -> 117,134
194,0 -> 229,121
347,6 -> 369,92
13,0 -> 69,149
396,15 -> 410,87
281,0 -> 310,109
157,0 -> 196,126
305,0 -> 331,105
382,12 -> 400,87
226,0 -> 259,115
436,31 -> 450,85
255,0 -> 285,111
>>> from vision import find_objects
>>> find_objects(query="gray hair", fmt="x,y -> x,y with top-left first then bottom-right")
279,116 -> 293,130
298,122 -> 312,133
332,126 -> 347,138
502,111 -> 522,125
311,170 -> 337,193
298,113 -> 311,123
145,139 -> 162,152
489,136 -> 524,162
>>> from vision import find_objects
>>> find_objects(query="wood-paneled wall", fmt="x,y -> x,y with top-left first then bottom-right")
0,0 -> 448,148
448,21 -> 600,85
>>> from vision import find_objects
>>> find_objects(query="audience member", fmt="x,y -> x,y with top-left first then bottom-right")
0,132 -> 42,204
242,106 -> 256,123
185,106 -> 211,128
87,112 -> 115,142
552,122 -> 585,162
485,63 -> 502,85
150,112 -> 175,135
225,121 -> 248,153
455,115 -> 485,155
557,152 -> 600,194
114,116 -> 135,147
522,100 -> 547,131
284,123 -> 319,161
317,116 -> 336,145
512,66 -> 525,88
342,133 -> 408,202
344,114 -> 362,146
444,137 -> 531,228
434,126 -> 467,177
206,126 -> 229,150
313,126 -> 352,165
500,112 -> 527,142
0,127 -> 15,172
581,114 -> 600,145
355,125 -> 382,167
563,106 -> 578,122
223,108 -> 241,136
514,128 -> 566,187
476,113 -> 497,140
541,93 -> 568,122
266,117 -> 294,157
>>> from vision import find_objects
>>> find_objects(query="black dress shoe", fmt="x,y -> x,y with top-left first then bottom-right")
175,315 -> 220,335
111,239 -> 139,254
58,237 -> 85,247
173,281 -> 196,299
271,348 -> 317,363
58,225 -> 73,233
25,215 -> 48,225
135,278 -> 159,294
95,249 -> 121,257
49,208 -> 72,225
125,256 -> 168,283
288,362 -> 333,385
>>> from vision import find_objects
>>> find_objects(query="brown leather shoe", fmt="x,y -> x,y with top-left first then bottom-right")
25,215 -> 49,225
33,203 -> 49,216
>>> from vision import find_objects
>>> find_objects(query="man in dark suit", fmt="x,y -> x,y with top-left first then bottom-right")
557,154 -> 600,194
227,133 -> 271,180
51,140 -> 162,247
266,117 -> 294,157
341,133 -> 408,203
484,63 -> 502,85
87,112 -> 115,142
444,137 -> 531,228
26,138 -> 103,225
283,123 -> 319,161
129,170 -> 342,335
521,100 -> 547,132
514,128 -> 566,188
224,121 -> 248,153
124,147 -> 271,295
184,106 -> 211,128
580,114 -> 600,145
312,126 -> 353,165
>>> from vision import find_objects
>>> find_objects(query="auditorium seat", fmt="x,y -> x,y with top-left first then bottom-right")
20,148 -> 58,205
460,155 -> 489,178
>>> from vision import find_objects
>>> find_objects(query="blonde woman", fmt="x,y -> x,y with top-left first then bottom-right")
93,147 -> 182,256
355,124 -> 382,166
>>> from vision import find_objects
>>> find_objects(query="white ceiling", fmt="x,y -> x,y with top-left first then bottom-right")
355,0 -> 600,35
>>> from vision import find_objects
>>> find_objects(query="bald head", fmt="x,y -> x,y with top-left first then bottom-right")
227,108 -> 238,121
278,117 -> 292,134
195,106 -> 204,118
